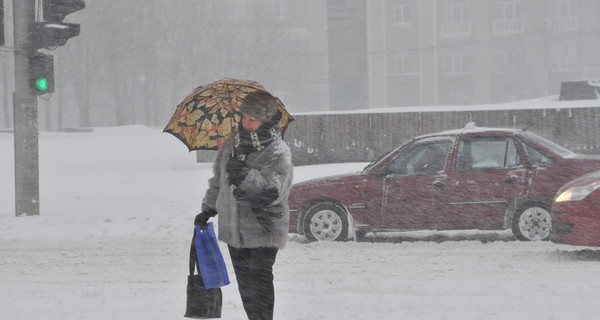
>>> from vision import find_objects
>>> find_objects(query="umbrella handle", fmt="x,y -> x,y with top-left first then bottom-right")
230,104 -> 234,157
225,85 -> 236,157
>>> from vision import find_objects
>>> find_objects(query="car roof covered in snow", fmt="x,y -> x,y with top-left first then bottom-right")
413,123 -> 523,140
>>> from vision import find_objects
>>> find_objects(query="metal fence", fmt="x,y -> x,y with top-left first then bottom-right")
198,105 -> 600,166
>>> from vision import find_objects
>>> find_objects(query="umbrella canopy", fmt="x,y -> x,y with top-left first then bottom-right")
164,78 -> 294,151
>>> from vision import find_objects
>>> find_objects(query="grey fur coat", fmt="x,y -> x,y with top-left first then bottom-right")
202,135 -> 293,249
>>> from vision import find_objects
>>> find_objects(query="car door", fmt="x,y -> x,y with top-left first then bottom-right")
443,135 -> 530,229
380,138 -> 454,229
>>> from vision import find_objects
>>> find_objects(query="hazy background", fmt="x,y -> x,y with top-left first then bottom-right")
1,0 -> 600,131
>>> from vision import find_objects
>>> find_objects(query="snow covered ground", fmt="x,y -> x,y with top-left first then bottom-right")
2,126 -> 600,320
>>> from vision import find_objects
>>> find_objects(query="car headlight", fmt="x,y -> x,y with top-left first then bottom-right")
555,182 -> 600,202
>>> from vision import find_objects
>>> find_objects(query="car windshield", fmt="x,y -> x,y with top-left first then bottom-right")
523,131 -> 575,157
362,139 -> 414,173
362,149 -> 394,173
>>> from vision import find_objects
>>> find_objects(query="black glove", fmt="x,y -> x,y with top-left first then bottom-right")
194,207 -> 217,229
226,156 -> 250,186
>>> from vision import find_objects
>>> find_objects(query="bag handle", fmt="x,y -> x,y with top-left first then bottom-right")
189,227 -> 199,276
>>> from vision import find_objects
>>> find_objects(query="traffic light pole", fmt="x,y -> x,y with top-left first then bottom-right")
13,0 -> 40,216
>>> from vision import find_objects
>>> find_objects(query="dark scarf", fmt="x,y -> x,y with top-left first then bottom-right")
233,110 -> 283,158
233,125 -> 281,159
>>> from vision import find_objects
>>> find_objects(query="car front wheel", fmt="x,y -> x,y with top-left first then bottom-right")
302,202 -> 349,242
512,204 -> 552,241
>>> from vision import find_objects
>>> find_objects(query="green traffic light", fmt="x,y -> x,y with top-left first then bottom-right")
35,77 -> 49,91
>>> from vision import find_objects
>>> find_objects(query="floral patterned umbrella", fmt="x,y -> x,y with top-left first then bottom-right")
164,78 -> 294,151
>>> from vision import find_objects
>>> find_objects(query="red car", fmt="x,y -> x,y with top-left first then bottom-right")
551,170 -> 600,246
288,124 -> 600,242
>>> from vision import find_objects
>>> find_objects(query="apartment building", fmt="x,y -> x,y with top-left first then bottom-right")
367,0 -> 600,108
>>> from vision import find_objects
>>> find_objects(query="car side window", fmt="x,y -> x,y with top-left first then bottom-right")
387,140 -> 452,175
456,137 -> 520,172
517,138 -> 555,167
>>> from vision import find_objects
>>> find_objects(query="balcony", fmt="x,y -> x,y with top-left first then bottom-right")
441,22 -> 472,39
546,17 -> 579,31
493,20 -> 525,36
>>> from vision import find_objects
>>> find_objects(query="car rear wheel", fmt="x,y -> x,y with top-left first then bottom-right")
512,204 -> 552,241
303,202 -> 348,242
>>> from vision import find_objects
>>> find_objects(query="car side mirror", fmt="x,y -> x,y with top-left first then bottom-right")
534,158 -> 551,167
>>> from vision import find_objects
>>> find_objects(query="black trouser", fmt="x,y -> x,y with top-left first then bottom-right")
228,246 -> 278,320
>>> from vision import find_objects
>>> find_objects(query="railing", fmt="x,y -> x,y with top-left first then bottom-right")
440,22 -> 471,38
493,20 -> 525,35
546,17 -> 579,31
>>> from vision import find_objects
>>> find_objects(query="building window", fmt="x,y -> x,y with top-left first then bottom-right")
550,39 -> 578,71
206,2 -> 247,19
393,2 -> 412,26
548,0 -> 575,18
272,0 -> 288,19
394,54 -> 420,75
496,52 -> 519,73
443,54 -> 472,75
441,0 -> 471,38
546,0 -> 579,30
493,1 -> 524,35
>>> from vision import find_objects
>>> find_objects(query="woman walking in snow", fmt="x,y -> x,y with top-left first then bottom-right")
195,90 -> 293,320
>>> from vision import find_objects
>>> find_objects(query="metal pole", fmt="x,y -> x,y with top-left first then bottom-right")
13,0 -> 39,216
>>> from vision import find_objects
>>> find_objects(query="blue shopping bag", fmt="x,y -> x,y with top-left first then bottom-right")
194,223 -> 230,289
